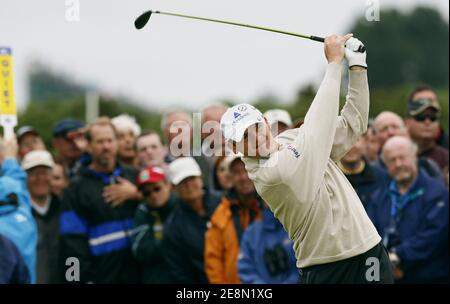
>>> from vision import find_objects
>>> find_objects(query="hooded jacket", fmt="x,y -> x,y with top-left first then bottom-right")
0,158 -> 37,283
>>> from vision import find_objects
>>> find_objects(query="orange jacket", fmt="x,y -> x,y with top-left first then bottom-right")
205,193 -> 262,284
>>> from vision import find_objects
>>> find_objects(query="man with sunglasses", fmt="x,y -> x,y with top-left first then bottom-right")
131,166 -> 177,283
405,87 -> 448,172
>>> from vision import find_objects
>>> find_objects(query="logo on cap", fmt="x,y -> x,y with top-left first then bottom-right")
233,112 -> 241,119
238,105 -> 247,112
139,171 -> 150,182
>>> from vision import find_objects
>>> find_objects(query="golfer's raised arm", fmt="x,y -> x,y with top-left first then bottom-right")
284,35 -> 350,202
330,38 -> 369,161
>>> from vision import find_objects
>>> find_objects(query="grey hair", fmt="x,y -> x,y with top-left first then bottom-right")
160,110 -> 192,131
381,136 -> 418,161
373,111 -> 406,133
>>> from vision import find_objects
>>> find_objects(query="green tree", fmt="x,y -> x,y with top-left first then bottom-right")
349,6 -> 449,88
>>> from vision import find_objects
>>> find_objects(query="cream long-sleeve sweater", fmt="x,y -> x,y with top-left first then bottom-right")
243,62 -> 381,268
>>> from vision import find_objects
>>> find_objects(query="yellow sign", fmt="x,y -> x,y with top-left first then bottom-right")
0,47 -> 16,116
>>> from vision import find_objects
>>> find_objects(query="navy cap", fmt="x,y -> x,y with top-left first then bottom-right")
53,118 -> 84,138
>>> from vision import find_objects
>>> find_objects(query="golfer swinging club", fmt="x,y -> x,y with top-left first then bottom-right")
220,34 -> 394,284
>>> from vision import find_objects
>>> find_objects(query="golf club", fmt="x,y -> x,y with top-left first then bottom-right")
134,10 -> 366,53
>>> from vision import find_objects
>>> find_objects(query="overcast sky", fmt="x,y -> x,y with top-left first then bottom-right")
1,0 -> 448,112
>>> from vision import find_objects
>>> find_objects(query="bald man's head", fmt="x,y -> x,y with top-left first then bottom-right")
201,104 -> 227,123
373,111 -> 408,147
201,104 -> 227,141
382,136 -> 418,186
161,111 -> 192,149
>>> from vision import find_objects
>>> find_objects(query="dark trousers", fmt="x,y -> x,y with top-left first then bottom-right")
299,242 -> 394,284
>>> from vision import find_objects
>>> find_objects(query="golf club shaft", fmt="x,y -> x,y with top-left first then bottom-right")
152,10 -> 325,43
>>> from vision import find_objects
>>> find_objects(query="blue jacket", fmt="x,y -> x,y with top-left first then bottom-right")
0,234 -> 30,284
367,170 -> 449,283
0,158 -> 37,283
238,207 -> 298,284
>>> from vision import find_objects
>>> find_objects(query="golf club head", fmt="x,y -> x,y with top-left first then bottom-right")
135,10 -> 153,30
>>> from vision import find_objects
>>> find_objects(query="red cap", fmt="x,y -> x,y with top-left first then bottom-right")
137,166 -> 166,187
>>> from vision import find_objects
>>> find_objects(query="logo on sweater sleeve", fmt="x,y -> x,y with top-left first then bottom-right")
286,144 -> 301,158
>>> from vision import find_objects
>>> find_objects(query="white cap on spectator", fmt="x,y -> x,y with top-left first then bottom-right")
111,114 -> 141,137
168,157 -> 202,186
264,109 -> 293,127
223,154 -> 242,171
220,103 -> 264,142
22,150 -> 54,171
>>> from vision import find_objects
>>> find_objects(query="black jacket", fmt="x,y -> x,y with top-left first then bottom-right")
164,189 -> 221,284
131,194 -> 178,283
343,161 -> 388,209
32,194 -> 62,284
59,163 -> 140,283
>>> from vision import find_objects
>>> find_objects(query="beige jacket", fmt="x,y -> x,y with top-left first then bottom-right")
243,62 -> 381,268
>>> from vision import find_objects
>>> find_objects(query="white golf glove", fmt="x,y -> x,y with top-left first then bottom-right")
345,37 -> 367,68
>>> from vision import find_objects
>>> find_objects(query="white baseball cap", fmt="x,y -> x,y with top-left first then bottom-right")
264,109 -> 293,127
22,150 -> 55,171
168,157 -> 202,186
222,154 -> 243,171
220,103 -> 264,142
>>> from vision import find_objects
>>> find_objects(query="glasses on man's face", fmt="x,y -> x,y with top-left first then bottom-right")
142,186 -> 162,197
28,169 -> 52,178
413,112 -> 439,122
